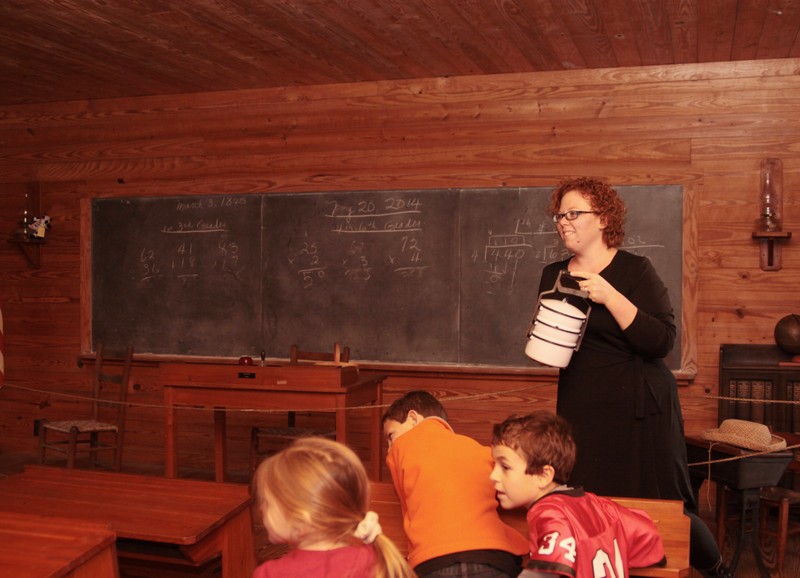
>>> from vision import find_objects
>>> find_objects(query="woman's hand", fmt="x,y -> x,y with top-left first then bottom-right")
570,270 -> 637,330
570,271 -> 614,305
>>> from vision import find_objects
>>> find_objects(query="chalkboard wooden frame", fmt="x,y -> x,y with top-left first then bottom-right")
80,186 -> 696,377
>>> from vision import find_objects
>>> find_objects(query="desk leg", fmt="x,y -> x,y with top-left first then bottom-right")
181,504 -> 255,578
716,483 -> 727,548
165,390 -> 178,479
214,408 -> 227,483
76,539 -> 120,578
371,387 -> 382,480
220,506 -> 256,578
729,488 -> 770,578
335,398 -> 347,445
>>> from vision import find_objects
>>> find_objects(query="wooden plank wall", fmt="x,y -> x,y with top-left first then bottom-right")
0,58 -> 797,478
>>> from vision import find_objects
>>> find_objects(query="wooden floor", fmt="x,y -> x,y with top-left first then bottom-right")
1,451 -> 798,578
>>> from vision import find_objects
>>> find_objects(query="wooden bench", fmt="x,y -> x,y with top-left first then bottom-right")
370,482 -> 690,577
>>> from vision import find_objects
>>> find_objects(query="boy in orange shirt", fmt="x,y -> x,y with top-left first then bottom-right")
382,390 -> 529,577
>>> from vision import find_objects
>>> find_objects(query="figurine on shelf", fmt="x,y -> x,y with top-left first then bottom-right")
28,215 -> 51,239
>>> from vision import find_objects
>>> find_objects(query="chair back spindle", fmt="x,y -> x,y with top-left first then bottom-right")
39,342 -> 134,470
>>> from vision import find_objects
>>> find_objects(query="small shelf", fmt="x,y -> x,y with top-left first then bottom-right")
751,231 -> 792,271
8,237 -> 45,268
752,231 -> 792,239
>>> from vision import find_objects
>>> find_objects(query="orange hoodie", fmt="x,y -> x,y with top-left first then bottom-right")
386,417 -> 529,569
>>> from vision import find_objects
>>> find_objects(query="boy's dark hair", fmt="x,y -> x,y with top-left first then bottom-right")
381,390 -> 448,425
491,410 -> 576,485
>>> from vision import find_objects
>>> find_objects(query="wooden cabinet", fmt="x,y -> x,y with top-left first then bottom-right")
719,344 -> 800,432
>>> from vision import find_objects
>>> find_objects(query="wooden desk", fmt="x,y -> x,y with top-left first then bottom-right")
0,511 -> 119,578
160,362 -> 385,481
686,435 -> 793,578
0,465 -> 255,578
776,431 -> 800,476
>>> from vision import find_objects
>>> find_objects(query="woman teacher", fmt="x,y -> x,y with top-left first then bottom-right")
536,177 -> 730,578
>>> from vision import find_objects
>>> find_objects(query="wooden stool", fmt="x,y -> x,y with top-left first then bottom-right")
759,486 -> 800,574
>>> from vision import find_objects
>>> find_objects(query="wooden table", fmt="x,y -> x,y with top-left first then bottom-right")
0,465 -> 255,578
160,361 -> 385,481
686,435 -> 793,578
0,511 -> 119,578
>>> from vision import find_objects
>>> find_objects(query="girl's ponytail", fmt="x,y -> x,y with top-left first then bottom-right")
372,533 -> 416,578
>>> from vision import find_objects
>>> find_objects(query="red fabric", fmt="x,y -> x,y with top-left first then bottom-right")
252,545 -> 376,578
525,489 -> 664,578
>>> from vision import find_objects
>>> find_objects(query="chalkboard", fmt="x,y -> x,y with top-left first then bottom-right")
92,195 -> 262,357
262,190 -> 460,363
92,186 -> 683,369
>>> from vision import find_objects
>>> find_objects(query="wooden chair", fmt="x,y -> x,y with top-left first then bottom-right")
39,342 -> 134,470
250,343 -> 350,470
716,482 -> 800,574
758,486 -> 800,574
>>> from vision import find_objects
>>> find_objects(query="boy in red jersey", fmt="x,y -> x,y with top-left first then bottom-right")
382,390 -> 529,577
491,410 -> 666,578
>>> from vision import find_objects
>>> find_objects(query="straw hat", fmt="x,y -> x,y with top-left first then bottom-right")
701,419 -> 787,452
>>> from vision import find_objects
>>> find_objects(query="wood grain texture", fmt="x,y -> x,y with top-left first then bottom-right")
0,512 -> 119,578
2,1 -> 800,107
0,58 -> 798,477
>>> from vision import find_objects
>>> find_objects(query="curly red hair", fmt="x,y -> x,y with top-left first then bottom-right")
549,177 -> 627,248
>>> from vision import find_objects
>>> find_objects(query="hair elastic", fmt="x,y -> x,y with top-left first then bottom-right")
353,511 -> 382,544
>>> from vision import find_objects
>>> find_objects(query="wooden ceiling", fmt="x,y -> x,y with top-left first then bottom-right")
2,0 -> 800,107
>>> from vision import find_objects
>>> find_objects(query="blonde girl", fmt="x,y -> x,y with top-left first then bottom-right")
252,436 -> 414,578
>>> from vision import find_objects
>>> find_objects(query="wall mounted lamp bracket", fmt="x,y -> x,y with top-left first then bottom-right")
752,158 -> 791,271
7,237 -> 45,268
752,230 -> 792,271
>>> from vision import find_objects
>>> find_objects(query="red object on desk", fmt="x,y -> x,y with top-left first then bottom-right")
0,465 -> 255,578
0,511 -> 119,578
159,361 -> 385,481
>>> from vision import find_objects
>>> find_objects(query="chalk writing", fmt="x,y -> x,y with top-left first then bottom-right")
621,234 -> 665,253
327,197 -> 424,235
283,196 -> 432,287
343,239 -> 372,282
160,218 -> 229,233
175,196 -> 248,212
471,217 -> 561,295
471,219 -> 667,296
215,240 -> 245,279
134,238 -> 246,287
286,238 -> 327,289
170,242 -> 197,286
138,247 -> 161,284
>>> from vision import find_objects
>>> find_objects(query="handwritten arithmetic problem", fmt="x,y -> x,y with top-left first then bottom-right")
287,196 -> 430,289
93,186 -> 682,367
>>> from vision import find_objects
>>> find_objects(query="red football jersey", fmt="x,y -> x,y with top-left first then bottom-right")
524,488 -> 664,578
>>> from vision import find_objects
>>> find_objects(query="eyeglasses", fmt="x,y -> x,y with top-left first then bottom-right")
552,210 -> 597,223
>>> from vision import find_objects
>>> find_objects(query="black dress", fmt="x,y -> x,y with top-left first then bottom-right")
537,250 -> 696,510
